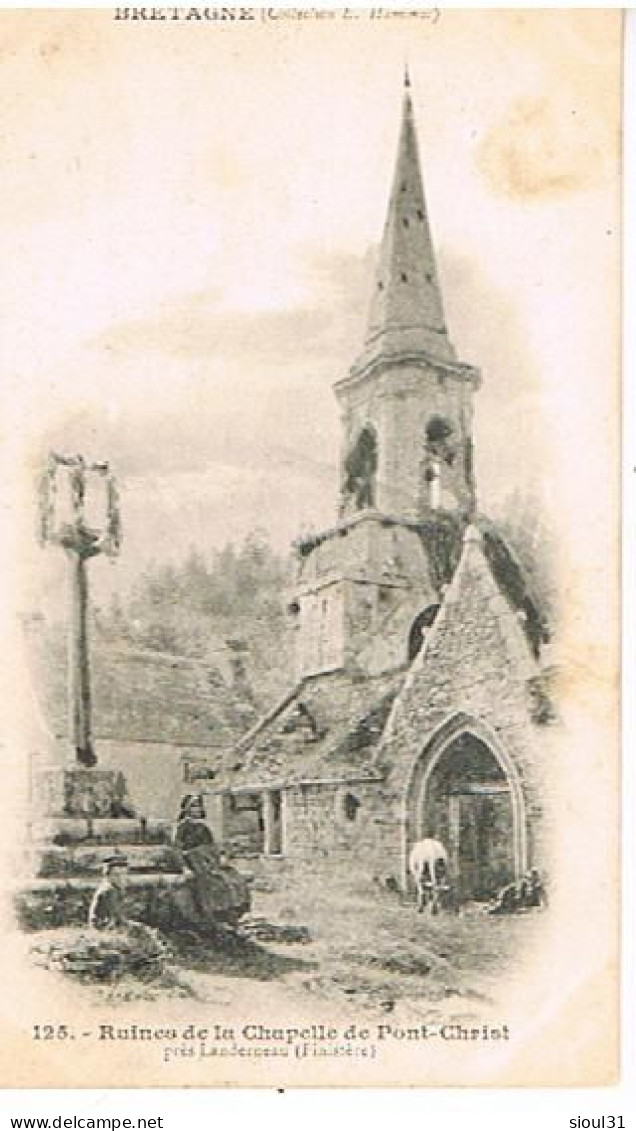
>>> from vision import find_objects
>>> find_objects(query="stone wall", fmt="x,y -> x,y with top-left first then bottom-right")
281,781 -> 400,873
292,517 -> 437,679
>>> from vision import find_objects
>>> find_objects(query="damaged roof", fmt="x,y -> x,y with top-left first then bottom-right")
23,623 -> 256,748
218,668 -> 404,789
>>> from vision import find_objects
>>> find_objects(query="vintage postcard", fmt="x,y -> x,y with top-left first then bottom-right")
0,7 -> 621,1088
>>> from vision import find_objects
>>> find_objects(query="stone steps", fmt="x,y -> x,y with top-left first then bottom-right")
13,872 -> 189,932
20,767 -> 251,934
26,843 -> 184,879
15,873 -> 187,892
29,817 -> 173,846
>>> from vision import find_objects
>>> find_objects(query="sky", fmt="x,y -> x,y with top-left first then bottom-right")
0,8 -> 621,621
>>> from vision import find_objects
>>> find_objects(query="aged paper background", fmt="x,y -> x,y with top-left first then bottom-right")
0,7 -> 621,1088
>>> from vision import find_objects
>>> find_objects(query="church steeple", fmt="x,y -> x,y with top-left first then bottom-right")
334,74 -> 480,525
361,74 -> 456,367
290,76 -> 481,682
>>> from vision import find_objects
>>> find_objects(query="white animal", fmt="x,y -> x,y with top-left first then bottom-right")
409,837 -> 449,914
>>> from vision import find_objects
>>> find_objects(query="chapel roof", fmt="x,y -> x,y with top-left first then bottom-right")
23,623 -> 256,750
216,668 -> 404,790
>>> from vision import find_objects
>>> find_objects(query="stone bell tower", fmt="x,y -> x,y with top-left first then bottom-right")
290,74 -> 481,682
338,71 -> 479,521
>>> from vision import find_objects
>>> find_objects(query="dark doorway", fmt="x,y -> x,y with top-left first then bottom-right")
420,733 -> 515,900
225,792 -> 265,856
266,790 -> 283,856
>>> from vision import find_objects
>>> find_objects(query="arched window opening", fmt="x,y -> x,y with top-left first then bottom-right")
407,604 -> 440,663
343,426 -> 378,511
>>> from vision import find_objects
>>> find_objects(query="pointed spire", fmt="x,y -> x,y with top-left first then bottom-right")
360,76 -> 456,367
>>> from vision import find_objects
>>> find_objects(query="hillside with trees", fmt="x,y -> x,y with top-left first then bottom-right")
95,530 -> 293,710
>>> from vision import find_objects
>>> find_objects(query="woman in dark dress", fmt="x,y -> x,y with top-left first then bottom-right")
174,794 -> 221,862
173,794 -> 249,926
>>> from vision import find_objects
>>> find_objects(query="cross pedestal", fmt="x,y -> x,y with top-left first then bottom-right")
32,766 -> 121,820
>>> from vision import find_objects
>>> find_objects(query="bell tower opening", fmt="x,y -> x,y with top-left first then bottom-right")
423,415 -> 462,511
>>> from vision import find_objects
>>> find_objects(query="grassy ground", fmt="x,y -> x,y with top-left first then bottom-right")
30,858 -> 545,1017
235,859 -> 543,1015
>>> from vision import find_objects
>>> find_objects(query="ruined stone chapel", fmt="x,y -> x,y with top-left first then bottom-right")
210,76 -> 555,899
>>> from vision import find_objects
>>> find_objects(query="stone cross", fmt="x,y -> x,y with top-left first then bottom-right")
38,453 -> 122,767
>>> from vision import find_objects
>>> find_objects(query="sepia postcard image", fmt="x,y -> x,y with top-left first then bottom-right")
0,7 -> 621,1088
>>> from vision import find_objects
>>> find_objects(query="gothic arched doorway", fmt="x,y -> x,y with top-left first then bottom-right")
405,720 -> 527,901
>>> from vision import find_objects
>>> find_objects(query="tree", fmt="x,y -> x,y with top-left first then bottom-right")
95,532 -> 292,707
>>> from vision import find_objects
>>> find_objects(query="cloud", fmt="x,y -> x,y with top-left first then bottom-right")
32,241 -> 546,544
89,248 -> 371,364
32,248 -> 370,484
475,95 -> 609,203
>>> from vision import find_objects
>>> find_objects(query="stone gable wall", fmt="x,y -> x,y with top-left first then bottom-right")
366,534 -> 553,883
